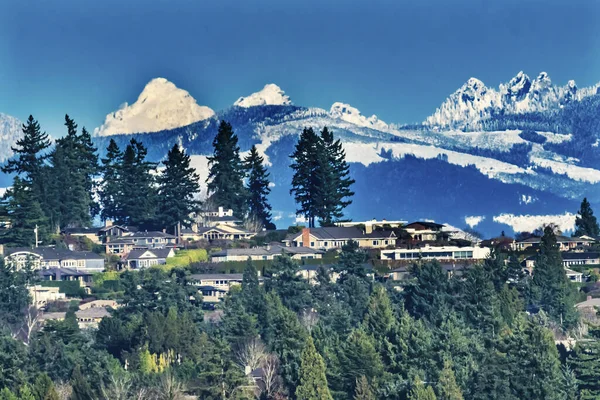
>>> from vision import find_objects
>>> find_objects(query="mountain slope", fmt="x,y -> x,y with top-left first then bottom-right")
234,84 -> 292,107
94,78 -> 215,136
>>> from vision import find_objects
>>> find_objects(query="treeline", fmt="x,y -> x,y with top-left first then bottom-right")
0,227 -> 598,399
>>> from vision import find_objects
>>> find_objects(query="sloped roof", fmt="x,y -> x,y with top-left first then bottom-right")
287,227 -> 395,241
562,252 -> 600,260
6,247 -> 103,261
125,248 -> 174,260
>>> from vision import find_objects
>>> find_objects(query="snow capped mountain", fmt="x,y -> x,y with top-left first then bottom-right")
94,78 -> 215,136
0,113 -> 23,163
329,102 -> 390,131
234,84 -> 292,107
426,71 -> 600,129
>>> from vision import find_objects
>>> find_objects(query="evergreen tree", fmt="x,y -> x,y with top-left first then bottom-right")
338,329 -> 383,394
290,127 -> 322,227
1,115 -> 51,198
296,336 -> 333,400
46,115 -> 98,229
206,121 -> 247,217
569,339 -> 600,398
574,197 -> 600,237
0,177 -> 48,247
409,379 -> 437,400
531,226 -> 579,328
362,286 -> 395,345
437,360 -> 463,400
99,139 -> 123,222
156,144 -> 201,233
244,145 -> 273,229
241,259 -> 266,316
70,364 -> 94,400
119,139 -> 158,227
353,376 -> 375,400
316,127 -> 355,225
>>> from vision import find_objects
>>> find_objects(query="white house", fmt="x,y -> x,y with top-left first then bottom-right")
210,245 -> 323,262
380,244 -> 491,262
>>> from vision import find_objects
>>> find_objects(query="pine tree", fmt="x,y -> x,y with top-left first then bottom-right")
244,145 -> 273,229
119,139 -> 158,227
362,286 -> 395,345
156,144 -> 201,233
317,127 -> 354,225
353,376 -> 375,400
206,121 -> 247,217
574,198 -> 599,237
339,329 -> 383,394
409,379 -> 437,400
0,177 -> 48,247
568,339 -> 600,398
437,360 -> 463,400
1,115 -> 51,198
70,365 -> 94,400
531,226 -> 578,328
290,127 -> 322,228
296,336 -> 333,400
99,139 -> 123,222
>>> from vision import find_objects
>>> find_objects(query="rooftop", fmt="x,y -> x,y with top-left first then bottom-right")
287,226 -> 395,241
6,247 -> 104,261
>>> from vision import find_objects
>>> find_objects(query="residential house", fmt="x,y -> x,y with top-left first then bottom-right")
190,273 -> 264,298
62,227 -> 102,244
403,221 -> 447,242
38,267 -> 95,287
283,227 -> 396,250
105,231 -> 177,256
2,247 -> 105,272
380,244 -> 491,262
295,263 -> 374,284
561,252 -> 600,267
576,296 -> 600,321
512,235 -> 594,252
196,225 -> 256,241
210,244 -> 323,262
79,300 -> 119,310
565,268 -> 584,283
197,286 -> 228,303
337,219 -> 407,232
523,256 -> 584,282
389,263 -> 469,281
39,308 -> 110,329
198,207 -> 242,227
124,248 -> 175,269
97,221 -> 129,242
28,285 -> 66,308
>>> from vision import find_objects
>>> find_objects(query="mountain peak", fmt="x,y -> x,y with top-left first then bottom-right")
234,84 -> 292,107
94,77 -> 214,136
330,102 -> 389,131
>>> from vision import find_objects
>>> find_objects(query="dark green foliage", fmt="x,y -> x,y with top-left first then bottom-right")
156,144 -> 201,232
207,121 -> 247,217
290,127 -> 354,227
568,339 -> 600,398
266,255 -> 313,313
353,375 -> 375,400
403,260 -> 451,322
244,145 -> 273,229
118,139 -> 158,227
70,364 -> 94,400
99,139 -> 123,222
0,177 -> 49,247
531,226 -> 579,328
574,197 -> 600,237
338,329 -> 383,394
296,336 -> 333,400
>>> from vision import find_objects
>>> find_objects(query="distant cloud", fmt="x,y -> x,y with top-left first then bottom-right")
465,215 -> 485,228
493,212 -> 576,233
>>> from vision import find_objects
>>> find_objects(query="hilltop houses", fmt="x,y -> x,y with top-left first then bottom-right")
2,246 -> 105,272
210,244 -> 323,262
283,227 -> 396,250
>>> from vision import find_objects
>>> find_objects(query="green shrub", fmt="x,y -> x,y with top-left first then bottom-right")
40,281 -> 86,298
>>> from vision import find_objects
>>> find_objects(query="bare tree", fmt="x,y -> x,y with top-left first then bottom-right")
157,372 -> 186,400
54,382 -> 73,400
234,337 -> 267,371
299,309 -> 319,333
100,372 -> 133,400
261,354 -> 283,399
20,305 -> 41,345
243,214 -> 265,234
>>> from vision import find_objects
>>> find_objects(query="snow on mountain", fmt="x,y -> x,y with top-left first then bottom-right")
95,78 -> 215,136
0,113 -> 23,163
234,84 -> 292,107
426,71 -> 600,129
493,212 -> 576,233
329,102 -> 390,131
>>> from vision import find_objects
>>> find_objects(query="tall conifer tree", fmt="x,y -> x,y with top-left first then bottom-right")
574,198 -> 599,237
119,139 -> 158,227
296,336 -> 333,400
99,139 -> 123,222
290,127 -> 321,227
244,145 -> 273,229
156,144 -> 201,233
206,121 -> 247,216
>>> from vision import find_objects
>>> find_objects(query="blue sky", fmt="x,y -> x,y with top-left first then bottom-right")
1,0 -> 599,137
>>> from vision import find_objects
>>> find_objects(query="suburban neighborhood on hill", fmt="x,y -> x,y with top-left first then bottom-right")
1,112 -> 600,400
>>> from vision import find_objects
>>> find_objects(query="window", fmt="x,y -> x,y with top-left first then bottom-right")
324,242 -> 328,247
385,240 -> 389,245
310,242 -> 315,247
373,240 -> 379,246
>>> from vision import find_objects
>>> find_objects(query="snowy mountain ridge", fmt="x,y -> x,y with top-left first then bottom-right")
0,113 -> 23,163
426,71 -> 600,129
94,77 -> 215,136
234,84 -> 292,108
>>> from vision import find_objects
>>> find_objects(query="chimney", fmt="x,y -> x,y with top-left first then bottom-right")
105,220 -> 113,228
365,224 -> 373,234
0,244 -> 3,257
163,228 -> 166,233
218,206 -> 224,217
302,228 -> 310,247
588,295 -> 593,301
